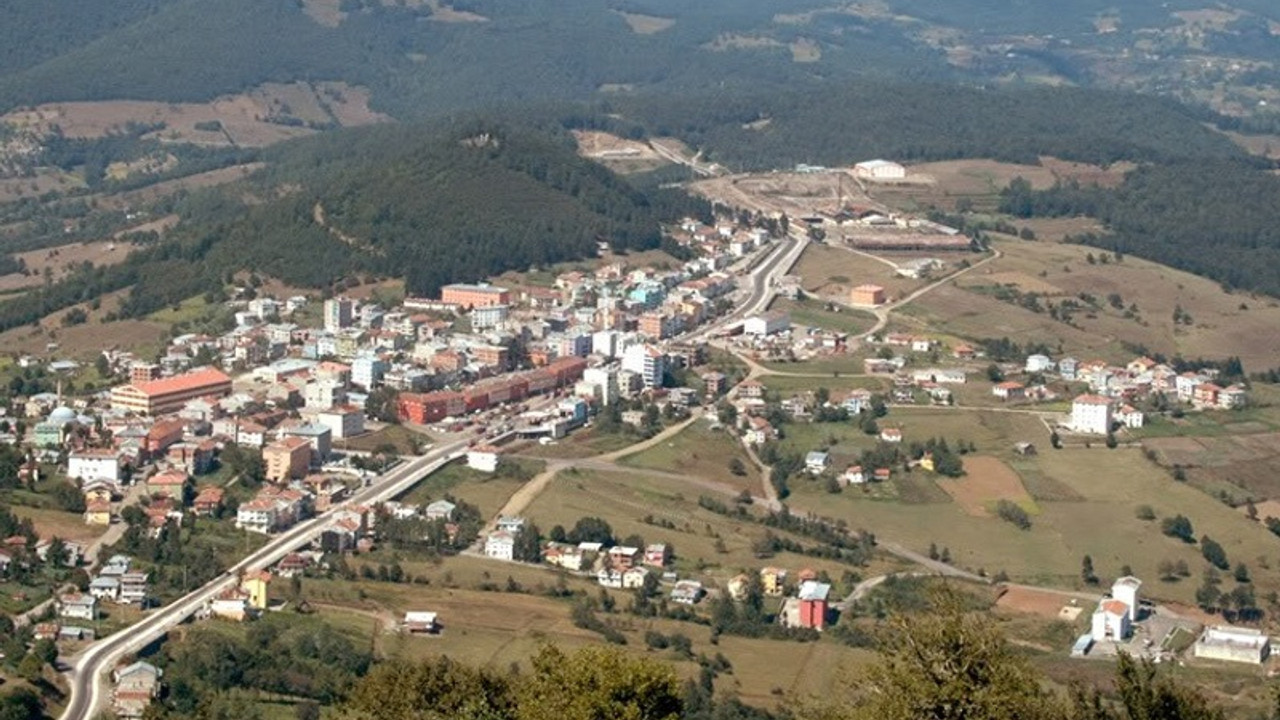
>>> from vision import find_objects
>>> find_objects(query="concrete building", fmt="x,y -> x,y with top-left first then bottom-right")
263,437 -> 311,482
467,446 -> 500,473
111,367 -> 233,416
797,581 -> 831,630
1071,394 -> 1114,435
1193,626 -> 1271,665
351,355 -> 389,390
316,405 -> 364,439
323,297 -> 355,332
484,530 -> 515,561
68,448 -> 124,484
1091,599 -> 1132,641
621,344 -> 666,389
441,283 -> 510,309
471,304 -> 510,330
743,311 -> 790,336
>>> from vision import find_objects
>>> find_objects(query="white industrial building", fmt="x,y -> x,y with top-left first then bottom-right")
743,311 -> 790,336
1071,394 -> 1114,435
1193,626 -> 1271,665
853,159 -> 906,180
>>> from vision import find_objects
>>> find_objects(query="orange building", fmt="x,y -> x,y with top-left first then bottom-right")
263,437 -> 311,482
849,284 -> 886,307
130,363 -> 162,385
111,367 -> 233,416
440,283 -> 510,309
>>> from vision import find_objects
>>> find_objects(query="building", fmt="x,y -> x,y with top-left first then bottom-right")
743,311 -> 790,336
797,581 -> 831,630
670,580 -> 704,605
403,611 -> 439,634
130,363 -> 162,385
1025,354 -> 1054,373
263,437 -> 312,482
111,367 -> 233,416
323,297 -> 355,332
242,571 -> 271,610
58,593 -> 97,621
84,500 -> 113,526
68,448 -> 124,484
192,486 -> 225,517
282,423 -> 332,463
1111,576 -> 1141,621
854,159 -> 906,180
849,284 -> 886,307
1091,599 -> 1132,641
621,344 -> 666,389
484,531 -> 515,561
441,283 -> 511,309
1071,395 -> 1114,435
467,447 -> 500,473
113,661 -> 163,718
1193,626 -> 1271,665
316,405 -> 364,439
146,470 -> 189,500
804,451 -> 830,475
760,567 -> 787,596
991,381 -> 1026,401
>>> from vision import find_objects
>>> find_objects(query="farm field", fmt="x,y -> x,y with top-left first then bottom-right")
618,422 -> 761,494
0,241 -> 136,294
784,440 -> 1280,606
935,456 -> 1037,517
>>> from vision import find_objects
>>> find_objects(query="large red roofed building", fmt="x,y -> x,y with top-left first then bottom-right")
440,283 -> 510,309
111,367 -> 232,416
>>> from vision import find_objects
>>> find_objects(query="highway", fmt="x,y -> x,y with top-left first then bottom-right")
61,437 -> 473,720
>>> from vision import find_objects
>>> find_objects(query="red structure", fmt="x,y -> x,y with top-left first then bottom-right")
396,356 -> 586,425
440,283 -> 511,309
797,581 -> 831,630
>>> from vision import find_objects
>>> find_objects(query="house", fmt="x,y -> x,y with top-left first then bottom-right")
608,546 -> 642,570
1058,357 -> 1079,380
952,344 -> 976,360
467,447 -> 500,473
118,572 -> 149,605
727,574 -> 750,602
146,469 -> 189,500
424,499 -> 456,521
403,611 -> 439,634
854,159 -> 906,180
670,580 -> 704,605
1193,626 -> 1271,665
804,451 -> 830,475
192,486 -> 225,517
760,567 -> 787,596
873,467 -> 892,482
841,465 -> 865,486
89,576 -> 120,601
1071,395 -> 1114,435
82,480 -> 117,504
879,428 -> 903,443
58,593 -> 97,621
210,588 -> 250,621
496,516 -> 526,534
1117,405 -> 1144,429
113,661 -> 163,718
910,337 -> 935,353
544,542 -> 585,571
643,543 -> 669,568
263,437 -> 311,482
596,568 -> 624,588
484,531 -> 515,561
992,381 -> 1026,401
241,570 -> 271,610
1025,354 -> 1054,373
744,416 -> 776,445
1220,385 -> 1249,410
622,566 -> 650,589
797,581 -> 831,630
737,379 -> 765,399
743,311 -> 790,336
84,500 -> 113,526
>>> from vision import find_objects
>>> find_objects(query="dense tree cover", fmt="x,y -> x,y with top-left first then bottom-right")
153,614 -> 372,715
1000,161 -> 1280,297
607,81 -> 1244,170
0,0 -> 180,75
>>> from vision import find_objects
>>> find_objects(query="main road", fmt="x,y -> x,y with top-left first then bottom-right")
61,436 -> 474,720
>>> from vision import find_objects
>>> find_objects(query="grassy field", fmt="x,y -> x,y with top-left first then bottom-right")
398,458 -> 542,518
520,428 -> 648,459
12,506 -> 108,545
336,424 -> 431,454
618,422 -> 760,494
759,375 -> 890,395
784,429 -> 1280,605
770,296 -> 877,336
790,243 -> 924,301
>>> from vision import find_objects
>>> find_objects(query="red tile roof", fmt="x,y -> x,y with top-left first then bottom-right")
131,368 -> 231,398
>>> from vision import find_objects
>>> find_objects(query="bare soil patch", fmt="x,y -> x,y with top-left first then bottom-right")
935,456 -> 1035,517
908,159 -> 1057,195
571,131 -> 664,161
791,38 -> 822,62
0,241 -> 136,293
1038,156 -> 1133,189
996,585 -> 1086,619
0,316 -> 167,359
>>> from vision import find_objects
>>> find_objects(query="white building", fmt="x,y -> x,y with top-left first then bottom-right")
1090,599 -> 1131,641
621,344 -> 666,389
743,311 -> 790,336
316,405 -> 364,439
304,381 -> 347,409
592,330 -> 623,359
58,593 -> 97,621
484,531 -> 515,561
471,304 -> 510,330
467,447 -> 499,473
1071,394 -> 1114,435
68,449 -> 124,484
1117,405 -> 1144,429
853,159 -> 906,180
1025,354 -> 1054,373
580,367 -> 619,406
351,355 -> 388,390
804,451 -> 830,475
1193,626 -> 1271,665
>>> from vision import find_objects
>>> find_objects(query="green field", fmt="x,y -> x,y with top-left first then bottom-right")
399,458 -> 543,518
759,375 -> 890,395
618,422 -> 760,494
771,297 -> 878,336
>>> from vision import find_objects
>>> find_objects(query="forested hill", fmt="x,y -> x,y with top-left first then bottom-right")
198,123 -> 709,294
604,83 -> 1247,170
0,122 -> 708,334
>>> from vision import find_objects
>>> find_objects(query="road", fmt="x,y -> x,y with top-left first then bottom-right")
61,437 -> 474,720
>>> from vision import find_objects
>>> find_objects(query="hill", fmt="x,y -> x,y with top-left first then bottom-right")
0,121 -> 709,333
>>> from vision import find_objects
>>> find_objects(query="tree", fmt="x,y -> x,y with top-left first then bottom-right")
1234,563 -> 1251,583
728,458 -> 747,477
516,645 -> 682,720
568,517 -> 615,546
995,500 -> 1031,530
1201,535 -> 1229,570
342,655 -> 514,720
986,364 -> 1004,383
1093,653 -> 1225,720
1160,514 -> 1194,542
796,586 -> 1060,720
512,525 -> 542,563
1081,555 -> 1098,585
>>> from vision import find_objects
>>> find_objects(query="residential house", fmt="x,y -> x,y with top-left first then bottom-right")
467,447 -> 500,473
402,611 -> 440,634
192,486 -> 225,517
841,465 -> 865,486
58,593 -> 97,621
263,437 -> 311,482
743,416 -> 776,445
424,499 -> 456,521
118,572 -> 149,605
879,428 -> 903,443
1071,395 -> 1114,435
89,576 -> 120,602
607,546 -> 642,570
804,451 -> 830,475
1117,405 -> 1144,429
84,500 -> 112,526
670,580 -> 704,605
760,567 -> 787,597
67,448 -> 124,484
797,581 -> 831,630
622,566 -> 650,589
484,531 -> 515,561
643,543 -> 669,568
992,381 -> 1026,401
146,470 -> 189,500
113,661 -> 163,719
544,542 -> 586,571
